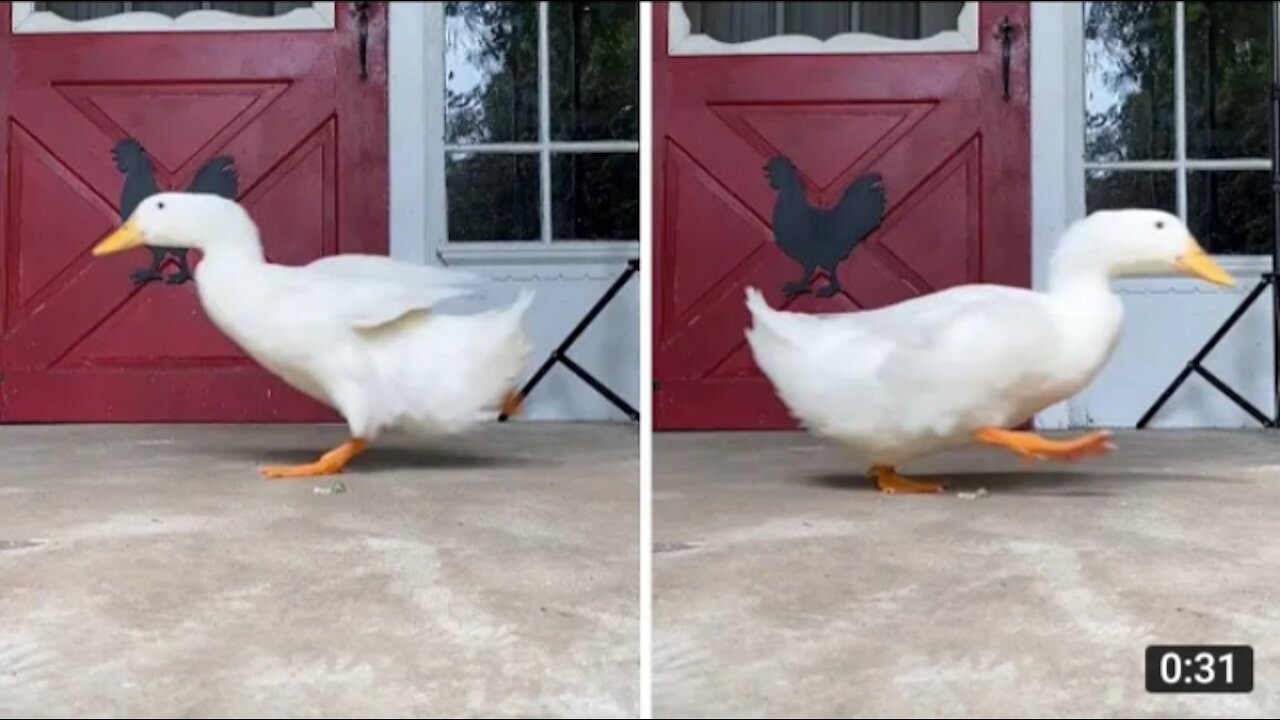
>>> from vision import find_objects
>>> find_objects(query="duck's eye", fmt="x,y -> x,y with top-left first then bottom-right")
157,201 -> 165,210
1155,220 -> 1164,229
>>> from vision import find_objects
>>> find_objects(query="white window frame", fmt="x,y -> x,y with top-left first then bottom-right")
11,1 -> 335,33
1066,0 -> 1274,274
667,0 -> 980,56
422,1 -> 640,266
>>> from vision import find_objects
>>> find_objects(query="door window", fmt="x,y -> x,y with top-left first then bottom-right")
14,1 -> 334,32
669,1 -> 978,55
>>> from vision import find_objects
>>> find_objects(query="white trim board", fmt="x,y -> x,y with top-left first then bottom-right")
667,1 -> 979,56
388,0 -> 430,265
1029,0 -> 1081,429
11,1 -> 335,33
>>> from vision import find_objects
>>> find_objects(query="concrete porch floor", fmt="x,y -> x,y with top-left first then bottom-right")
0,422 -> 638,719
654,430 -> 1280,719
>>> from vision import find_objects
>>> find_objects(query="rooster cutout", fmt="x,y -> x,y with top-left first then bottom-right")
113,138 -> 239,286
765,155 -> 886,299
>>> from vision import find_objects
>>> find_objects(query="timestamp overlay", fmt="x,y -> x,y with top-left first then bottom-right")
1146,645 -> 1254,694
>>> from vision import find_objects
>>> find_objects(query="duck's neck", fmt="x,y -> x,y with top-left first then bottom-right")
1045,228 -> 1125,376
197,222 -> 266,267
1047,227 -> 1116,298
191,230 -> 268,335
191,228 -> 267,298
202,242 -> 265,266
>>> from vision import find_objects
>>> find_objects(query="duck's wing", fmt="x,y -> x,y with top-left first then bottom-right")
749,283 -> 1060,387
305,253 -> 482,287
747,284 -> 1064,441
293,254 -> 485,330
870,286 -> 1065,409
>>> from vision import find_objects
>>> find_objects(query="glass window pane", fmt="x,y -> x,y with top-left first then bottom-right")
115,2 -> 202,16
784,2 -> 853,40
1084,1 -> 1175,161
853,1 -> 965,40
552,153 -> 639,241
549,2 -> 639,141
1185,2 -> 1271,159
685,1 -> 777,43
1085,169 -> 1176,216
1188,171 -> 1271,255
208,2 -> 314,16
36,2 -> 130,19
684,1 -> 964,43
445,1 -> 539,144
446,153 -> 541,242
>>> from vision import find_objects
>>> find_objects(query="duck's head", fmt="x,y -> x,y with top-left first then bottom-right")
92,191 -> 260,257
1054,209 -> 1235,289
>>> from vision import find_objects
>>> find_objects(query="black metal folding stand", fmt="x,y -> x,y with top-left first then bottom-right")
499,259 -> 640,422
1136,3 -> 1280,429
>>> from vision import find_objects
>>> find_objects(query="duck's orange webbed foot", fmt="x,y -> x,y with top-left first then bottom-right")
501,388 -> 523,418
974,427 -> 1114,462
870,465 -> 945,494
260,438 -> 368,479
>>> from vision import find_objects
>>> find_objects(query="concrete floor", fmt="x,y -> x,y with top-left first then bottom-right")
0,423 -> 638,719
654,430 -> 1280,719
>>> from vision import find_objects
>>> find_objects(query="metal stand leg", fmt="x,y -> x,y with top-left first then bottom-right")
500,259 -> 640,422
1136,274 -> 1276,428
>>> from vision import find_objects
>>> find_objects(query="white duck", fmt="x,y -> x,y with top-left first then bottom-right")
92,192 -> 534,479
745,209 -> 1235,494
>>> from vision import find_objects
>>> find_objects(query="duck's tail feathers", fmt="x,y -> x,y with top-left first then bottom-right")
744,286 -> 805,347
744,286 -> 768,313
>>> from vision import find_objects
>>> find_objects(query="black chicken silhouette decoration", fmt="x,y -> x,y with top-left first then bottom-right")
766,155 -> 886,299
113,138 -> 239,286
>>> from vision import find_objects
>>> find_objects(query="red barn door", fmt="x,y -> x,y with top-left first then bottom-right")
0,1 -> 386,422
653,1 -> 1032,430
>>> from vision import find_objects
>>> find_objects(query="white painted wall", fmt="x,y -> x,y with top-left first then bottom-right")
388,2 -> 639,422
1030,1 -> 1275,430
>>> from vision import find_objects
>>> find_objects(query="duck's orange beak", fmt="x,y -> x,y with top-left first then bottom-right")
91,219 -> 145,257
1175,237 -> 1235,288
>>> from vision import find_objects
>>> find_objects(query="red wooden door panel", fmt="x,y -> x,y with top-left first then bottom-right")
653,2 -> 1031,430
0,2 -> 387,422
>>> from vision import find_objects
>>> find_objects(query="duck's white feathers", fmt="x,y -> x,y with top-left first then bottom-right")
297,253 -> 484,329
114,191 -> 537,444
194,253 -> 534,441
744,286 -> 1091,466
358,288 -> 535,435
736,209 -> 1221,471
